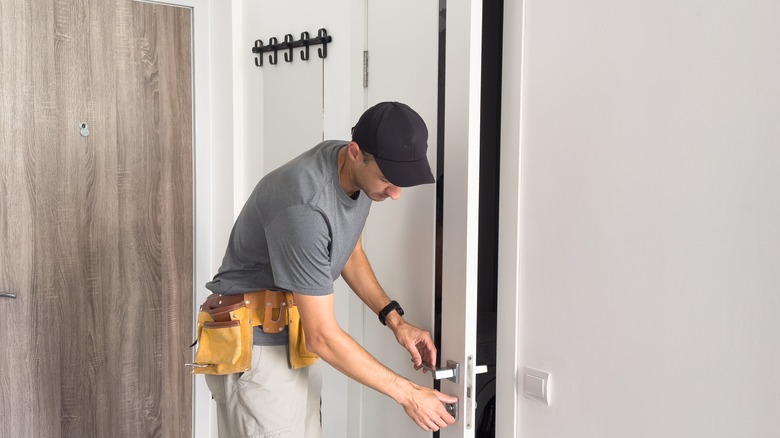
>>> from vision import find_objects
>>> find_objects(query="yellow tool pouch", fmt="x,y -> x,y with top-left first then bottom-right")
188,291 -> 318,375
285,293 -> 320,369
195,320 -> 241,365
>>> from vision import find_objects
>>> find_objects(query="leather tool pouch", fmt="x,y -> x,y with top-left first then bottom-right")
189,293 -> 258,375
284,293 -> 320,369
195,320 -> 241,365
188,291 -> 319,375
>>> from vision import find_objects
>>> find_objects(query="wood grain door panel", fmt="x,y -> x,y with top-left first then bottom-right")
0,0 -> 193,436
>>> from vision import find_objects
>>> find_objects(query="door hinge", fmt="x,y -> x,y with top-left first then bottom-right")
363,50 -> 369,88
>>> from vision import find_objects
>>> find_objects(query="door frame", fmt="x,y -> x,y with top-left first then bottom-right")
496,0 -> 524,436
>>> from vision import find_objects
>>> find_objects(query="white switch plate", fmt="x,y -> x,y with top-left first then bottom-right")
523,367 -> 550,405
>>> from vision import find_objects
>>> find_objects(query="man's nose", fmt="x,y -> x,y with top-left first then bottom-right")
387,185 -> 401,200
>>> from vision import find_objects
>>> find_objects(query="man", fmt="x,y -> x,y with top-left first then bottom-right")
204,101 -> 457,437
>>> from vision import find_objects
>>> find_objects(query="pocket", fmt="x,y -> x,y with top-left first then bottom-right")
195,321 -> 242,365
286,304 -> 319,369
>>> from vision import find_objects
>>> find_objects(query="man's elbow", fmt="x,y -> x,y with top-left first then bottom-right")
304,330 -> 329,359
303,327 -> 342,361
305,337 -> 323,357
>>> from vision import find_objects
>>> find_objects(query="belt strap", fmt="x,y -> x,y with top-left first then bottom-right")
200,291 -> 290,333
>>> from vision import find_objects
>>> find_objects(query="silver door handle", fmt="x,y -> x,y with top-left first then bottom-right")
0,293 -> 17,299
421,360 -> 460,383
421,361 -> 489,382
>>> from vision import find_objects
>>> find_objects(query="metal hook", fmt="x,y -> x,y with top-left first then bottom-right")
253,39 -> 264,66
268,37 -> 278,65
283,34 -> 294,62
300,31 -> 310,60
317,28 -> 329,59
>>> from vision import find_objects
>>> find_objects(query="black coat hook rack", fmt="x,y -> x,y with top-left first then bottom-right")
252,28 -> 332,67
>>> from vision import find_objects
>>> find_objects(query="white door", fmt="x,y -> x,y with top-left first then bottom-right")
438,0 -> 486,435
362,0 -> 486,437
437,0 -> 489,436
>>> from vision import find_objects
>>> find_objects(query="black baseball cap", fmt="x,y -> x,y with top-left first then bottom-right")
351,101 -> 435,187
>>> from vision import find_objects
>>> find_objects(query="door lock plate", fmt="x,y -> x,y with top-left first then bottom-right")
444,399 -> 459,422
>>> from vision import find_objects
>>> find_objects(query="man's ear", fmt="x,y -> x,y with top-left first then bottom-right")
347,142 -> 362,162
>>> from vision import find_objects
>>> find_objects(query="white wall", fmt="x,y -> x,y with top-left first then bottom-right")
509,0 -> 780,436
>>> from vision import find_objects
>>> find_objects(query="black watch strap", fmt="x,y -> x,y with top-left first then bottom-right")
378,300 -> 404,326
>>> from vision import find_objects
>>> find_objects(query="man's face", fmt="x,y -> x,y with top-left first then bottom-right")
359,160 -> 402,202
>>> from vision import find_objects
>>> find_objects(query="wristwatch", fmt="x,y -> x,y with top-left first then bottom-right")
378,300 -> 404,326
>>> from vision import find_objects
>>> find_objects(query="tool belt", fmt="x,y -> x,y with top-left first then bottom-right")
187,290 -> 319,375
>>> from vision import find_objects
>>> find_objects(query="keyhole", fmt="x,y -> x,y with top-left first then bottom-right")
443,400 -> 459,421
79,122 -> 90,137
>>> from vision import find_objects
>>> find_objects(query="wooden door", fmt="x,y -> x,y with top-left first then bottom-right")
0,0 -> 193,436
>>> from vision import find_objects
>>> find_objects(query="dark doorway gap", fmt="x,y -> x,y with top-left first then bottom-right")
475,0 -> 504,436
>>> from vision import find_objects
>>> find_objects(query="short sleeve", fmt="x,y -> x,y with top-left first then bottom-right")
264,205 -> 334,295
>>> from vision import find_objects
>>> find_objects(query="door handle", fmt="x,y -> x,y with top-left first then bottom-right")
421,360 -> 460,383
421,361 -> 488,383
0,293 -> 17,299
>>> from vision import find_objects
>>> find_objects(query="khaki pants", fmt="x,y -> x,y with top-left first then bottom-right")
205,345 -> 322,438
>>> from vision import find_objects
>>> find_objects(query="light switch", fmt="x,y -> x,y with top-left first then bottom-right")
523,367 -> 550,405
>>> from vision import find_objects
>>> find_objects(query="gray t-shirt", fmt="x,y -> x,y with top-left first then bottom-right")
206,140 -> 372,344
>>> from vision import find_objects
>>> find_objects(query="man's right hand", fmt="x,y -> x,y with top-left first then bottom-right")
399,383 -> 458,432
